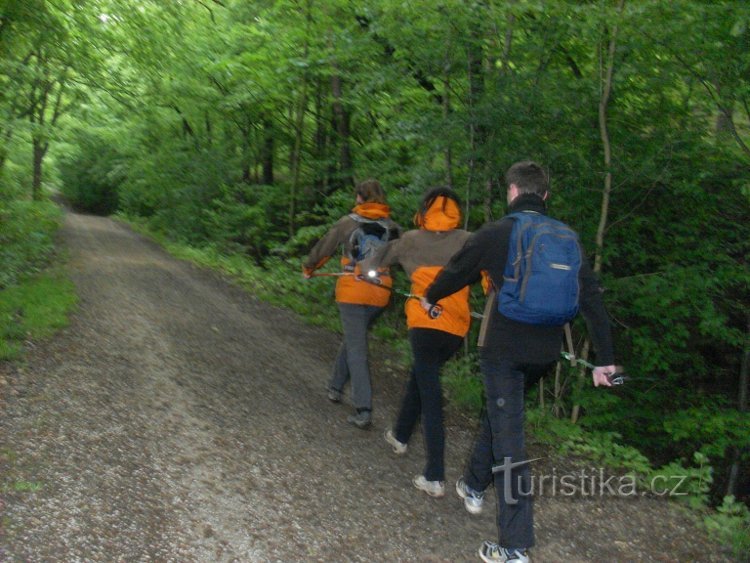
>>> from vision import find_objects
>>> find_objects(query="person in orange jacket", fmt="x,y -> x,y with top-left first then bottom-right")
303,179 -> 400,429
362,187 -> 471,497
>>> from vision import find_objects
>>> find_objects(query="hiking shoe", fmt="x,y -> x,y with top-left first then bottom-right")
456,477 -> 485,515
347,410 -> 372,429
327,388 -> 342,403
478,541 -> 529,563
384,429 -> 407,455
412,475 -> 445,498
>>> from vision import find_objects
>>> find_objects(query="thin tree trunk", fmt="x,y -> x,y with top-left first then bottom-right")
261,118 -> 274,185
593,0 -> 624,274
464,121 -> 476,231
0,128 -> 13,173
499,5 -> 515,77
32,138 -> 46,201
205,112 -> 212,147
289,1 -> 311,238
289,87 -> 308,237
331,72 -> 353,187
241,123 -> 252,184
443,76 -> 454,189
553,361 -> 563,417
570,339 -> 591,424
726,313 -> 749,496
572,1 -> 624,423
312,78 -> 328,196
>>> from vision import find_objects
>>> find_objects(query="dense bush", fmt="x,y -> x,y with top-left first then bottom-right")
57,129 -> 124,215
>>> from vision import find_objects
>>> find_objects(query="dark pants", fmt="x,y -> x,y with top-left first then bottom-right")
393,328 -> 463,482
330,303 -> 384,411
464,359 -> 550,550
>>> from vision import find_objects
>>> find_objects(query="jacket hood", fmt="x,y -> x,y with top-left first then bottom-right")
415,195 -> 461,231
352,202 -> 391,220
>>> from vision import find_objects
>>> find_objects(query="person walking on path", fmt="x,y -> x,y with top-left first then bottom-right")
423,161 -> 617,563
303,179 -> 400,429
363,187 -> 472,498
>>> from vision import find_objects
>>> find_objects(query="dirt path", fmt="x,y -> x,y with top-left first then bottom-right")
0,211 -> 731,562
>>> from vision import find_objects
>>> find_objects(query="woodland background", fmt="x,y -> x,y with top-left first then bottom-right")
1,0 -> 748,550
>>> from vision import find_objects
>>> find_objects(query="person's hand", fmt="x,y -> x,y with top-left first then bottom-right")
592,365 -> 616,387
420,297 -> 433,313
303,268 -> 313,279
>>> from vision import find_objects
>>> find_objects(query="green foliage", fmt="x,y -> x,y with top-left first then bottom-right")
650,452 -> 714,511
664,407 -> 750,461
440,352 -> 484,415
0,268 -> 77,361
57,128 -> 124,214
704,495 -> 750,558
201,183 -> 289,261
528,409 -> 653,477
0,201 -> 61,289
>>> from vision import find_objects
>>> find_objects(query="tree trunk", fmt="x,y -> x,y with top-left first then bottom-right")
32,138 -> 46,201
0,128 -> 13,174
312,78 -> 328,196
467,29 -> 489,221
499,5 -> 515,77
261,118 -> 274,185
463,5 -> 488,224
593,0 -> 624,274
289,3 -> 311,238
572,0 -> 624,423
239,121 -> 252,183
726,313 -> 749,497
443,76 -> 454,189
205,112 -> 213,147
331,72 -> 353,187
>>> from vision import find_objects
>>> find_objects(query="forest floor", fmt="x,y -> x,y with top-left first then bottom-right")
0,210 -> 735,562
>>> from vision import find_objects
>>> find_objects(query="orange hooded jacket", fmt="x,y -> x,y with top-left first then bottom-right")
361,196 -> 472,337
303,202 -> 398,307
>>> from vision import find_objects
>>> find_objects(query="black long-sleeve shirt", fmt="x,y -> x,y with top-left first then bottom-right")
426,194 -> 615,365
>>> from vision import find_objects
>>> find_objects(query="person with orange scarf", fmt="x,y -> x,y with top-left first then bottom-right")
303,179 -> 400,429
362,187 -> 471,497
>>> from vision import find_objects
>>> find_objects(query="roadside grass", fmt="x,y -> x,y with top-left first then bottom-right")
0,267 -> 77,361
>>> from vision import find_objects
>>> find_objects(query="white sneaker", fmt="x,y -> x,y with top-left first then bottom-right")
412,475 -> 445,498
478,541 -> 529,563
456,477 -> 485,515
384,429 -> 407,455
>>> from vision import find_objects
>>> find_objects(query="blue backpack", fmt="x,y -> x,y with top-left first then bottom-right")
498,211 -> 582,326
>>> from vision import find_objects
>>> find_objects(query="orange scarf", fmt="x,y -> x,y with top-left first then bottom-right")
352,202 -> 391,220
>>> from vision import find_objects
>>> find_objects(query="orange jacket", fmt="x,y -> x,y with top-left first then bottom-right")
362,196 -> 472,336
303,203 -> 399,307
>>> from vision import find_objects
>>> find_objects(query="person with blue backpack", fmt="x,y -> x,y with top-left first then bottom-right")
422,161 -> 617,563
303,179 -> 400,429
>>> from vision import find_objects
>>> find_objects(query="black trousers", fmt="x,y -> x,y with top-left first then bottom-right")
393,328 -> 463,481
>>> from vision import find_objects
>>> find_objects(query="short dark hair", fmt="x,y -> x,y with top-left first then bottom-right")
504,161 -> 549,196
355,179 -> 387,204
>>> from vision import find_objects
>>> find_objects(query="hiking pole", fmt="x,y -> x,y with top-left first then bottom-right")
309,272 -> 354,277
309,270 -> 444,318
362,270 -> 443,319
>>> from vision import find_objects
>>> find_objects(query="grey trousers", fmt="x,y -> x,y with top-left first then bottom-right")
329,303 -> 384,411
